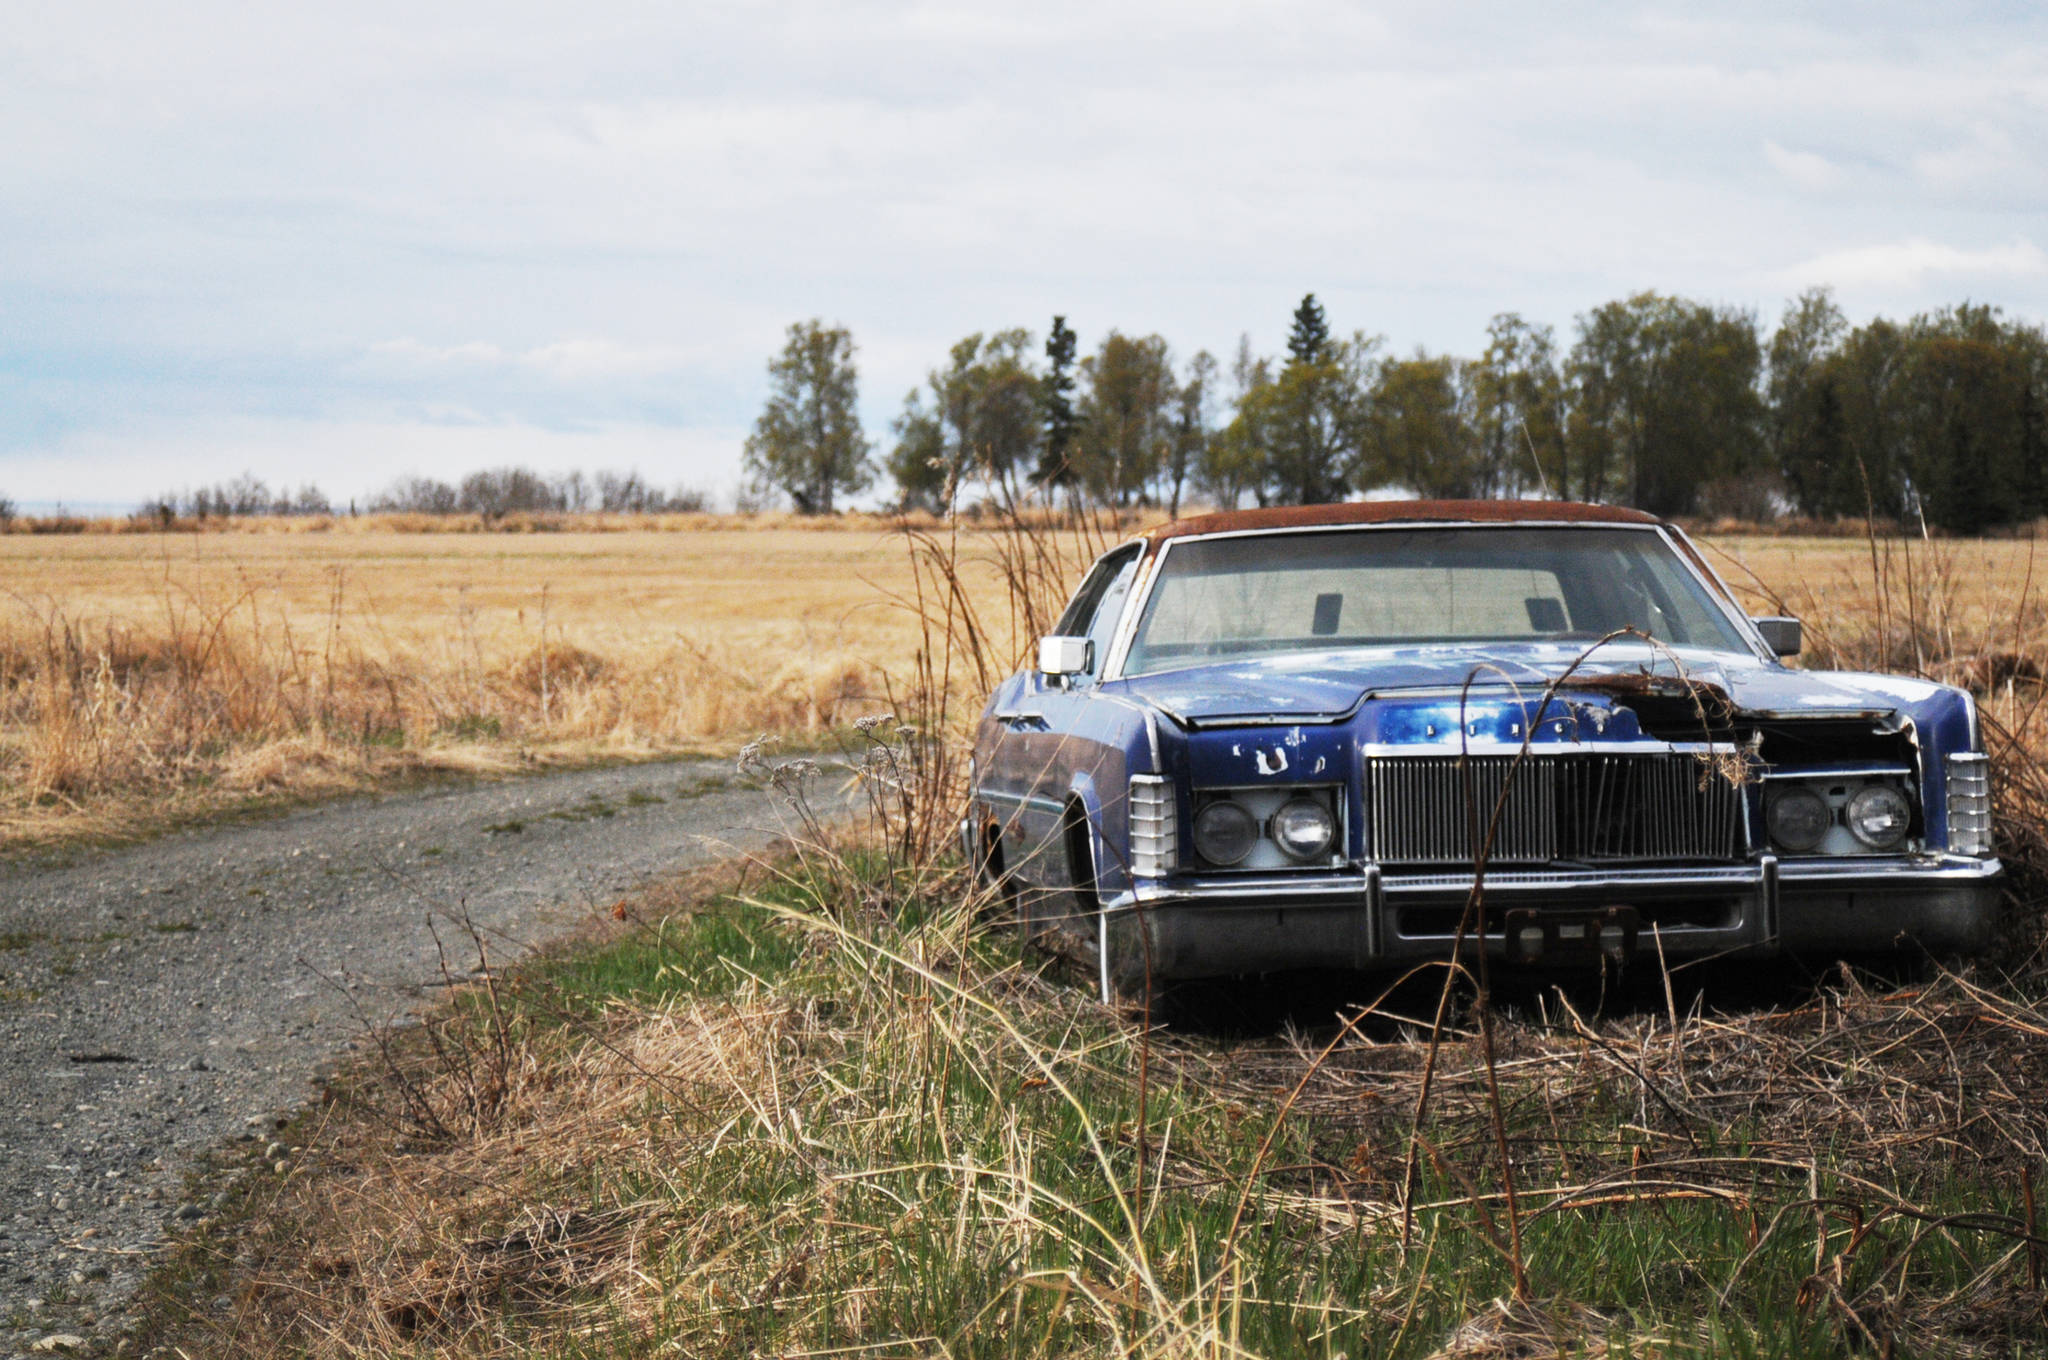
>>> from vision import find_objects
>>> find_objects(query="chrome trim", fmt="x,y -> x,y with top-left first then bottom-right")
1364,751 -> 1745,865
1379,864 -> 1766,892
1128,775 -> 1178,878
1180,709 -> 1359,729
1363,863 -> 1384,958
1095,853 -> 2003,918
1947,752 -> 1993,858
1097,537 -> 1157,681
1760,765 -> 1914,782
977,787 -> 1067,815
1760,852 -> 1780,945
1776,852 -> 2002,884
1358,739 -> 1735,758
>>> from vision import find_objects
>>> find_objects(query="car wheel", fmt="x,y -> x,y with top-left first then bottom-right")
973,819 -> 1019,922
1061,801 -> 1161,1014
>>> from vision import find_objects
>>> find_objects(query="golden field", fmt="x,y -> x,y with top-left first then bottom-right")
2,516 -> 2043,850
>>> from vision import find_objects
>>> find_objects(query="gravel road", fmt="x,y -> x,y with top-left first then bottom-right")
0,756 -> 805,1351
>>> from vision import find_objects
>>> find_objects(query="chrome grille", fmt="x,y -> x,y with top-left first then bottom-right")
1366,754 -> 1744,865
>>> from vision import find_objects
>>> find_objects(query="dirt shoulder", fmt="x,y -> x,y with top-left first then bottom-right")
0,755 -> 802,1351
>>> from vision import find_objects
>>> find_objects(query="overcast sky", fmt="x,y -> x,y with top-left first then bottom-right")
3,2 -> 2045,509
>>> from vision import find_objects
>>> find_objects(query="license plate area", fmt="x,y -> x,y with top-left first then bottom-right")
1503,905 -> 1639,965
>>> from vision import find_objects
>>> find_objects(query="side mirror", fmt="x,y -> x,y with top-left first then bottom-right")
1038,635 -> 1093,678
1752,616 -> 1802,658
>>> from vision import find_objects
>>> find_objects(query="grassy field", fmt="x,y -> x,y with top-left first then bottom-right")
65,515 -> 2048,1357
137,836 -> 2048,1358
0,522 -> 1027,847
6,514 -> 2046,852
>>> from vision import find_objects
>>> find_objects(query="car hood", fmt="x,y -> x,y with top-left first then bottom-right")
1116,643 -> 1941,727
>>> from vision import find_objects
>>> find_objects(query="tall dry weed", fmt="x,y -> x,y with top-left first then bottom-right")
1709,529 -> 2048,967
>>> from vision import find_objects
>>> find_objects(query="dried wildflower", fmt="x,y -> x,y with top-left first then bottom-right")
736,733 -> 777,778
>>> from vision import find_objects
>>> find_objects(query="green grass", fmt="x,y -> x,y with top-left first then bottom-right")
546,902 -> 804,1015
136,849 -> 2048,1359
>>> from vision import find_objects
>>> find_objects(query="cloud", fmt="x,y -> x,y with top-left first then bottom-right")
5,2 -> 2048,502
1763,140 -> 1844,190
1777,237 -> 2048,290
1911,123 -> 2023,188
363,337 -> 709,382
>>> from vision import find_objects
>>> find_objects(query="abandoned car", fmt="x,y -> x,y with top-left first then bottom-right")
961,501 -> 2001,999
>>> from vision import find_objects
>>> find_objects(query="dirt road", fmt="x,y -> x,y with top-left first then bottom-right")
0,757 -> 804,1348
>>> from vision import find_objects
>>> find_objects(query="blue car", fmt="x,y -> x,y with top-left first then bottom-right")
961,500 -> 2002,1000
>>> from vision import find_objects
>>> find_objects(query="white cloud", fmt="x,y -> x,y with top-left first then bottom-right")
1763,140 -> 1844,190
1777,237 -> 2048,290
363,337 -> 710,381
4,2 -> 2048,500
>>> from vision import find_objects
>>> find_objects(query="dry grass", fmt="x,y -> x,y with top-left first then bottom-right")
9,520 -> 2048,855
128,513 -> 2048,1359
11,517 -> 2048,916
138,862 -> 2048,1359
0,526 -> 1052,849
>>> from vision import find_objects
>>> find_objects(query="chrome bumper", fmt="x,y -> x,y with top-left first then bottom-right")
1100,854 -> 2004,980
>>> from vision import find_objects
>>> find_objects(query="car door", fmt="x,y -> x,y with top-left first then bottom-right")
1010,543 -> 1145,886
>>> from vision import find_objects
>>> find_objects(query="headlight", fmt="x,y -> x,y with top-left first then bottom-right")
1193,800 -> 1258,866
1271,798 -> 1336,861
1766,787 -> 1831,852
1845,785 -> 1912,850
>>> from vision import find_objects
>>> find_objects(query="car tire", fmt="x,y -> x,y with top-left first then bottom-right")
1060,801 -> 1161,1014
973,819 -> 1019,923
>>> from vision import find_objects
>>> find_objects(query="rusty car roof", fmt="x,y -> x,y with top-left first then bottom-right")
1141,499 -> 1663,545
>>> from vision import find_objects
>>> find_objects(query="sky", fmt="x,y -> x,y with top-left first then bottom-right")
3,1 -> 2045,510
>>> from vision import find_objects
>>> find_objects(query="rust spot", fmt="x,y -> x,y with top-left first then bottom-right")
1565,670 -> 1732,710
1143,498 -> 1661,545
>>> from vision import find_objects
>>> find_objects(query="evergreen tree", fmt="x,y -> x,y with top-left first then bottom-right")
2020,381 -> 2047,521
1036,316 -> 1080,488
1287,294 -> 1329,367
1780,373 -> 1855,518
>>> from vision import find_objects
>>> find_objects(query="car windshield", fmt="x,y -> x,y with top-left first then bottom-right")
1121,525 -> 1752,674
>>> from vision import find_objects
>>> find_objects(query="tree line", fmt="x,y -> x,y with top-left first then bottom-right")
368,467 -> 709,516
124,467 -> 710,522
742,291 -> 2048,532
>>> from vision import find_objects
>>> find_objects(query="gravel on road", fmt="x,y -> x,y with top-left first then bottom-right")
0,756 -> 804,1352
